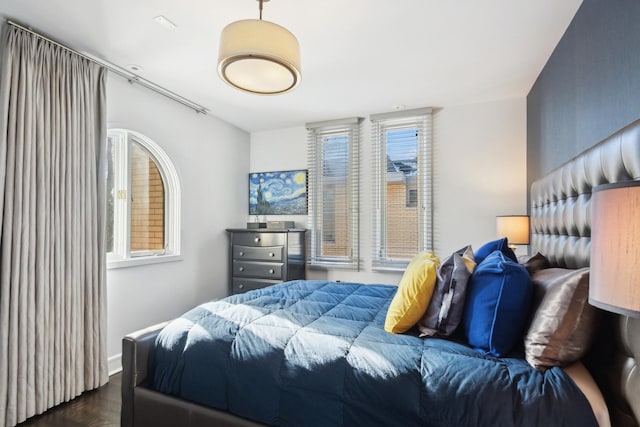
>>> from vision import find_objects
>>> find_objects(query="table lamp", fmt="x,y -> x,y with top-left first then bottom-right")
589,181 -> 640,317
496,215 -> 530,253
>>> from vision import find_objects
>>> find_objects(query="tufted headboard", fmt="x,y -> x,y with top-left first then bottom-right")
530,119 -> 640,427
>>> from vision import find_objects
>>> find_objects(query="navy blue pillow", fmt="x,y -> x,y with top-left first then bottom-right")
463,250 -> 532,357
474,237 -> 517,265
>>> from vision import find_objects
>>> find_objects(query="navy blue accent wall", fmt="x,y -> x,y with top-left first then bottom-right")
527,0 -> 640,191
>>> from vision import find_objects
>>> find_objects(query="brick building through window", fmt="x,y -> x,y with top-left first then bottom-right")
130,143 -> 165,251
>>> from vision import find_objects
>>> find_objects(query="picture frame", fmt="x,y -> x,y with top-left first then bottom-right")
249,169 -> 308,215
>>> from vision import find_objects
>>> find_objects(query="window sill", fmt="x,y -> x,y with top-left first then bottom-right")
308,261 -> 361,271
107,254 -> 183,270
371,266 -> 407,273
308,265 -> 358,271
371,262 -> 410,272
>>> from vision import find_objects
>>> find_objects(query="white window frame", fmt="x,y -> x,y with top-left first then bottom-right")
371,108 -> 434,271
107,129 -> 182,269
306,117 -> 361,269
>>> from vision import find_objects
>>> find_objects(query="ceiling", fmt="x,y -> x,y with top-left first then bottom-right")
0,0 -> 583,133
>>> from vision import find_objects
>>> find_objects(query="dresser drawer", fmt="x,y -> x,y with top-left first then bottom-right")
232,278 -> 280,294
233,245 -> 284,261
233,232 -> 286,247
233,260 -> 284,279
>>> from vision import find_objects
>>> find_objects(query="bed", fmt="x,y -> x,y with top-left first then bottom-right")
121,119 -> 640,427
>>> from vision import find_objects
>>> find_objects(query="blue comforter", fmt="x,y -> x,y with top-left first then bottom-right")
150,280 -> 597,427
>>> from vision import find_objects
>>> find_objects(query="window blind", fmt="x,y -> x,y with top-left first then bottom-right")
371,108 -> 434,270
307,117 -> 362,268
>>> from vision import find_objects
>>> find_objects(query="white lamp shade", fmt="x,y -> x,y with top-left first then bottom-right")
218,19 -> 301,95
496,215 -> 530,245
590,181 -> 640,317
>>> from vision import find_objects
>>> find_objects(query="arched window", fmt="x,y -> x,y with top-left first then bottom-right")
106,129 -> 181,268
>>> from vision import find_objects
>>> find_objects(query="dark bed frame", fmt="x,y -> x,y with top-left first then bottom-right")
121,321 -> 265,427
121,119 -> 640,427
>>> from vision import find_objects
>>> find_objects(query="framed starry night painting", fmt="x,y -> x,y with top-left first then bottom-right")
249,169 -> 307,215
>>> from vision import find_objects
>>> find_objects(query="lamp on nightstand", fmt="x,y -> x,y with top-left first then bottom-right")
496,215 -> 530,252
589,181 -> 640,317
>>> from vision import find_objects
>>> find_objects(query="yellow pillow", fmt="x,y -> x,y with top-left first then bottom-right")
384,252 -> 440,334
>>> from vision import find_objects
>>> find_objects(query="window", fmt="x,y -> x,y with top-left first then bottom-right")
307,118 -> 361,268
322,186 -> 336,243
106,129 -> 181,267
406,183 -> 418,208
371,108 -> 434,270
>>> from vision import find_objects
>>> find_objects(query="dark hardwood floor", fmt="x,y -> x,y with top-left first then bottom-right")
17,373 -> 121,427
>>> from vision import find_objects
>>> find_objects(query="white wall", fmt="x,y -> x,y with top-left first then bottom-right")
106,76 -> 249,371
249,97 -> 527,285
433,98 -> 528,256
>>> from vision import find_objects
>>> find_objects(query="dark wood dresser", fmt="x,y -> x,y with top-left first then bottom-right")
225,228 -> 306,295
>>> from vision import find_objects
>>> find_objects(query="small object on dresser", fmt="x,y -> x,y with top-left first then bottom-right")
247,222 -> 267,229
267,220 -> 295,229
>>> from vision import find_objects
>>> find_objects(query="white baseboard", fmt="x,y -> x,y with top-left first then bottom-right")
108,353 -> 122,376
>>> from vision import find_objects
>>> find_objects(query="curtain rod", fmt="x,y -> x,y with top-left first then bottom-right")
6,20 -> 209,115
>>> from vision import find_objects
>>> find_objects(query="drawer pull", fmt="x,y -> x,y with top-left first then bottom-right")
238,267 -> 244,272
238,284 -> 244,289
269,269 -> 275,274
239,251 -> 244,256
254,237 -> 260,243
269,252 -> 275,257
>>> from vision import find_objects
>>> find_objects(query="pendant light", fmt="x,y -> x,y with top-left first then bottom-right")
218,0 -> 301,95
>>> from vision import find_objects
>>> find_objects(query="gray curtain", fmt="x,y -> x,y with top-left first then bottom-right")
0,25 -> 107,427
